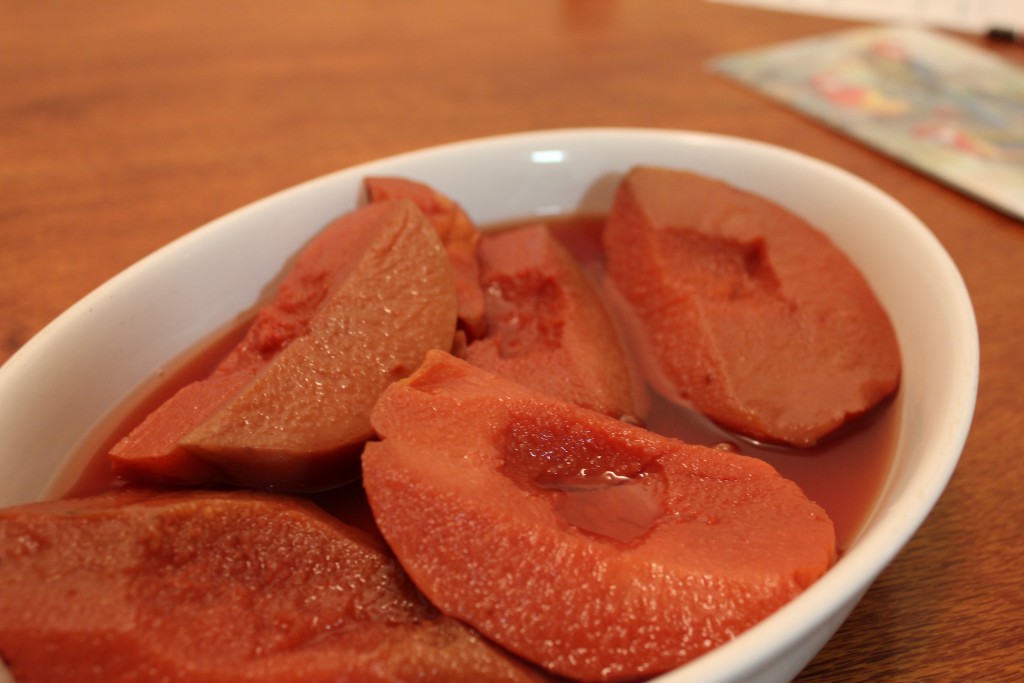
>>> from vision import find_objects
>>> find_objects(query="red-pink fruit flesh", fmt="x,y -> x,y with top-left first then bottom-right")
463,222 -> 641,420
0,488 -> 551,683
604,166 -> 901,447
111,199 -> 456,491
363,350 -> 836,681
365,176 -> 486,339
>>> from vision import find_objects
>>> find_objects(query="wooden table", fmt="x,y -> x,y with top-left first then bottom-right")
2,2 -> 1022,680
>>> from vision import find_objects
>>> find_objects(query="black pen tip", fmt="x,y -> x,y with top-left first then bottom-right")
986,26 -> 1020,43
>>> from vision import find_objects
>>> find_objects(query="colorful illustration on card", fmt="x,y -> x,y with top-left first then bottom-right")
714,27 -> 1024,220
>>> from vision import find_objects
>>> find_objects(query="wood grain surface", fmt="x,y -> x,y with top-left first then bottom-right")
2,1 -> 1022,681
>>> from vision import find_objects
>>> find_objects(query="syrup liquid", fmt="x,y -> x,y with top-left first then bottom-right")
536,469 -> 666,545
53,319 -> 251,500
60,214 -> 898,553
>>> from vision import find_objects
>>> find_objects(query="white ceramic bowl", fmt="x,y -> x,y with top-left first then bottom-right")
0,128 -> 978,682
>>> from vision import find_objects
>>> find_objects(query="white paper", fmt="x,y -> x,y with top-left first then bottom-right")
710,0 -> 1024,34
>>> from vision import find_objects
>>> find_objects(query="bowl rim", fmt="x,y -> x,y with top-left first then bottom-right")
0,127 -> 980,683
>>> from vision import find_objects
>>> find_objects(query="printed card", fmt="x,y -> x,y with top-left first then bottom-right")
714,26 -> 1024,221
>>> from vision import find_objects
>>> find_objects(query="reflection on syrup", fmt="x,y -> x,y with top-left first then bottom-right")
536,469 -> 664,544
499,411 -> 668,545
